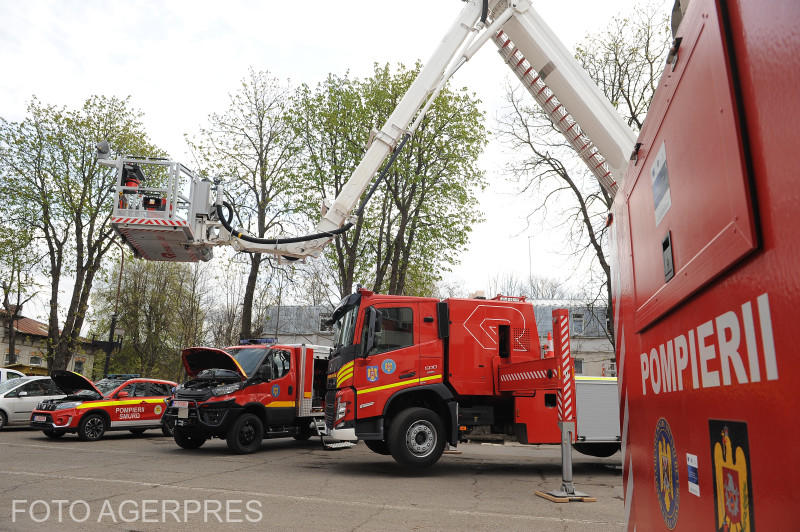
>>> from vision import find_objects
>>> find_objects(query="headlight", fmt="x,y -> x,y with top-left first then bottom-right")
336,400 -> 348,421
55,401 -> 82,410
211,382 -> 242,396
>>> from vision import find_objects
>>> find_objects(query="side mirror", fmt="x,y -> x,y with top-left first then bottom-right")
117,391 -> 129,398
18,391 -> 28,397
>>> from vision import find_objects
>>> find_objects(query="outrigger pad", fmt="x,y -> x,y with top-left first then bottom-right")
535,490 -> 596,503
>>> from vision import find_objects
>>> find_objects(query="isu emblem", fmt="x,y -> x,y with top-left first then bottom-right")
366,366 -> 379,383
710,420 -> 754,531
653,417 -> 679,529
271,384 -> 280,397
154,405 -> 163,415
381,359 -> 396,375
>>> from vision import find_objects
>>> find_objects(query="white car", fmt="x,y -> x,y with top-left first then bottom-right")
0,368 -> 25,383
0,376 -> 65,430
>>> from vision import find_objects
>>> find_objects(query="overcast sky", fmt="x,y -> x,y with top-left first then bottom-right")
1,0 -> 670,317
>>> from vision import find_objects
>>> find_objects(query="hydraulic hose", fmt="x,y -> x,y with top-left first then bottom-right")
216,132 -> 411,246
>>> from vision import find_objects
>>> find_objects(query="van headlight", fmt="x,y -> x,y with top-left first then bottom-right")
211,382 -> 242,396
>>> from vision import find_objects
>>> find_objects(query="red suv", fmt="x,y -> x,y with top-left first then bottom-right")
30,371 -> 176,441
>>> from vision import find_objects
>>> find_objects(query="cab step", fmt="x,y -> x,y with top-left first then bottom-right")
313,419 -> 355,450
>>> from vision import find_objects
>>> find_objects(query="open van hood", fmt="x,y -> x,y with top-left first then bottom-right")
51,370 -> 103,396
181,347 -> 248,379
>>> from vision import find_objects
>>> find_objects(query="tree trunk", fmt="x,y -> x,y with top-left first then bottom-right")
241,253 -> 262,339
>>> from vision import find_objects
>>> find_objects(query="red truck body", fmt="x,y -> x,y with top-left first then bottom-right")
164,343 -> 329,453
612,0 -> 800,528
325,290 -> 617,467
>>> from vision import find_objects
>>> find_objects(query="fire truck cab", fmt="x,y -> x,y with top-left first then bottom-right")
325,289 -> 619,468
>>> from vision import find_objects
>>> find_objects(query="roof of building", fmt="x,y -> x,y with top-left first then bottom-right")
11,316 -> 50,337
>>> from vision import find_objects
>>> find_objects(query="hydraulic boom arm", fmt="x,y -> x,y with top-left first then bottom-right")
106,0 -> 635,262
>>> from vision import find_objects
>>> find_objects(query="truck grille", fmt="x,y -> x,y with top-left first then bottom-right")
325,391 -> 336,428
175,389 -> 211,401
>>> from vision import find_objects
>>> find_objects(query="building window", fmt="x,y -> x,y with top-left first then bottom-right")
3,354 -> 9,364
73,359 -> 85,374
572,312 -> 585,335
319,312 -> 333,333
30,356 -> 43,366
574,358 -> 584,375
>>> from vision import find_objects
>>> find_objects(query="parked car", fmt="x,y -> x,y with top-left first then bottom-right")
0,376 -> 65,430
0,368 -> 26,383
29,372 -> 177,440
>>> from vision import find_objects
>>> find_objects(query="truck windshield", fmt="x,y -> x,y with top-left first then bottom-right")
333,306 -> 358,349
226,348 -> 268,378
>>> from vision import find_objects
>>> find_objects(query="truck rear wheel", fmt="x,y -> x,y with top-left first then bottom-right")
364,439 -> 391,455
173,428 -> 207,449
293,421 -> 312,441
388,407 -> 445,469
226,413 -> 263,454
573,442 -> 620,458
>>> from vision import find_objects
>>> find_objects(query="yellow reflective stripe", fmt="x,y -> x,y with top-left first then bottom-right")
337,370 -> 353,387
76,398 -> 165,410
337,361 -> 354,381
359,374 -> 442,395
303,392 -> 312,398
575,376 -> 617,382
266,401 -> 296,408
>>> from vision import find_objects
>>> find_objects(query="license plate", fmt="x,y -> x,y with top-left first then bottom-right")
178,407 -> 188,419
33,415 -> 46,422
173,401 -> 189,408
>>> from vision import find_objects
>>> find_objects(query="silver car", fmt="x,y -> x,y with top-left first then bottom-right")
0,376 -> 65,430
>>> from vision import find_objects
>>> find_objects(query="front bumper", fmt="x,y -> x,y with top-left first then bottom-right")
329,427 -> 357,441
164,399 -> 240,436
30,411 -> 76,431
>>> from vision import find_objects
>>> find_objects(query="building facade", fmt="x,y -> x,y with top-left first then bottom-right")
0,315 -> 95,376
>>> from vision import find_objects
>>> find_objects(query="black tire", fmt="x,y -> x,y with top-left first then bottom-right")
173,428 -> 207,449
388,407 -> 446,469
364,439 -> 391,455
161,420 -> 174,437
129,428 -> 147,436
43,429 -> 66,439
573,442 -> 620,458
226,413 -> 264,454
78,413 -> 106,442
293,422 -> 312,441
0,410 -> 7,431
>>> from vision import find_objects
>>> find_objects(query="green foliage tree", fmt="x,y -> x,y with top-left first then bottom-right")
92,258 -> 208,381
188,69 -> 300,340
0,96 -> 163,370
289,63 -> 487,298
0,227 -> 40,364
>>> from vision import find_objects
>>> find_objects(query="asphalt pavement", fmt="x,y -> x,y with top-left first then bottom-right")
0,427 -> 623,531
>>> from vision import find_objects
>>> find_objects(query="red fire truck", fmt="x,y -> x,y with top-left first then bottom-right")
97,0 -> 798,527
163,343 -> 330,453
30,372 -> 176,441
323,289 -> 618,468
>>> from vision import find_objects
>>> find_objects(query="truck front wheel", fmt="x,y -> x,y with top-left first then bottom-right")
388,407 -> 445,469
364,439 -> 391,455
226,413 -> 264,454
173,428 -> 207,449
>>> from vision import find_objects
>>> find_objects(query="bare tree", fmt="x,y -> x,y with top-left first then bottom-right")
189,68 -> 300,340
488,273 -> 569,300
498,3 -> 670,345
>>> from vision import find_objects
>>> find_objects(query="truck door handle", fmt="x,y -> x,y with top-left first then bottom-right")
399,371 -> 416,379
288,386 -> 293,395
